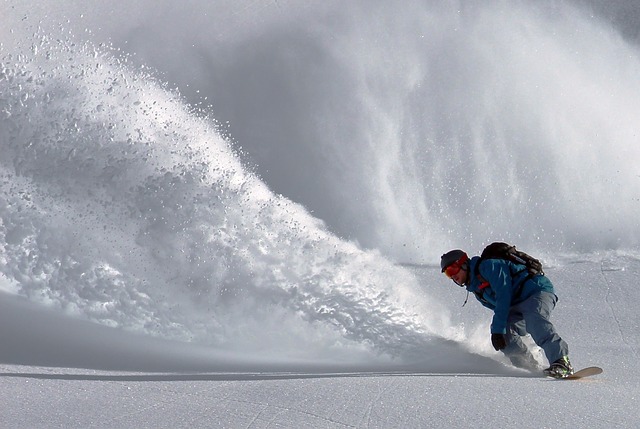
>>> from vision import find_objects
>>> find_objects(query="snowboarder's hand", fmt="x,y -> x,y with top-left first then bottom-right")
491,333 -> 507,351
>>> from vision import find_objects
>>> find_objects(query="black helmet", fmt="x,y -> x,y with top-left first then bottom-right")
440,249 -> 468,272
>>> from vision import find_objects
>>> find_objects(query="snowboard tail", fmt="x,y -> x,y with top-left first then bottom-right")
557,366 -> 603,380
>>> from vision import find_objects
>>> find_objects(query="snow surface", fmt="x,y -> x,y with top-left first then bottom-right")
2,258 -> 639,428
1,1 -> 640,428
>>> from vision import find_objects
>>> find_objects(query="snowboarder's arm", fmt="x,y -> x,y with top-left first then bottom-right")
479,260 -> 514,334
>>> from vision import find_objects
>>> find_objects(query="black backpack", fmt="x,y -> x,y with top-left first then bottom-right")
464,242 -> 544,307
474,242 -> 544,279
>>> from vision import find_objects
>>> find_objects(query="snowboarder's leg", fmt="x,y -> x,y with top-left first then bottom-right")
520,291 -> 569,364
503,313 -> 540,370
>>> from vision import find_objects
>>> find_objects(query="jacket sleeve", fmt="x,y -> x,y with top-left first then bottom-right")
478,259 -> 514,334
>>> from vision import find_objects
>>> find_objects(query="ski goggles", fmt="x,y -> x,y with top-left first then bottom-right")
443,262 -> 463,279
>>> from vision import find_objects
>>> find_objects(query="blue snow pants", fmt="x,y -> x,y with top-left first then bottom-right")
503,291 -> 569,365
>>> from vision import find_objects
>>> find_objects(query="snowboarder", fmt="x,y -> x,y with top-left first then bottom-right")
440,248 -> 573,378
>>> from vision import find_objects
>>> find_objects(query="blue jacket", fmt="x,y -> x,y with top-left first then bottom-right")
467,256 -> 555,334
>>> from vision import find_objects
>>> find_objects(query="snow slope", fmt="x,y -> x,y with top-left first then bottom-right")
2,257 -> 639,428
1,0 -> 640,427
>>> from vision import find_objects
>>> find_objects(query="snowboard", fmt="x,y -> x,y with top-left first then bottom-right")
551,366 -> 603,380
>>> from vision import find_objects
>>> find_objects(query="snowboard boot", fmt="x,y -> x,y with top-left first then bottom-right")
544,356 -> 574,378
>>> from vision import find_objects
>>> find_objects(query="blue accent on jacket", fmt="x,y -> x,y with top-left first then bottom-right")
467,256 -> 555,334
